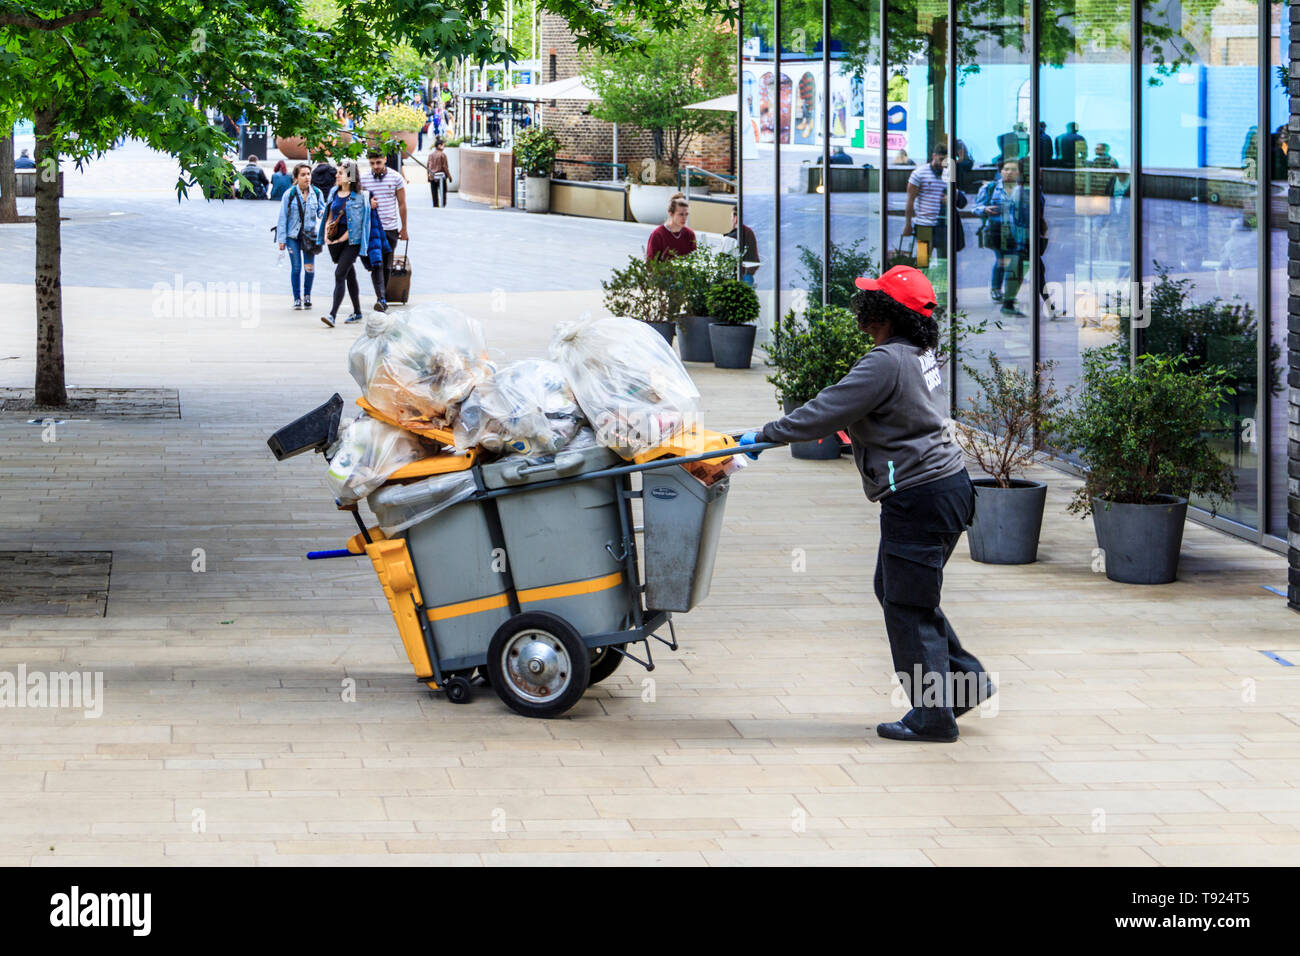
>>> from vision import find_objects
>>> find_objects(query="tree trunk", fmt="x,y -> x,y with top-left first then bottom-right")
34,106 -> 66,407
0,131 -> 16,223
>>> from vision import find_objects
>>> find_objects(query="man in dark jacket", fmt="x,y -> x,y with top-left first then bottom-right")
311,160 -> 337,198
239,155 -> 269,199
739,266 -> 994,742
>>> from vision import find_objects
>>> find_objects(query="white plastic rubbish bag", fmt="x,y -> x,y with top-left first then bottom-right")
548,315 -> 701,459
325,416 -> 428,503
348,303 -> 492,430
453,359 -> 584,456
367,468 -> 478,535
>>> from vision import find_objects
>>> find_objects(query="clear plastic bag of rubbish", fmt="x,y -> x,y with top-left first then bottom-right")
348,303 -> 493,431
367,468 -> 477,535
325,416 -> 429,504
548,314 -> 701,459
453,359 -> 585,456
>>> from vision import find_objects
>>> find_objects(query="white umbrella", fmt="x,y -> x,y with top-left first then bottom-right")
685,94 -> 738,112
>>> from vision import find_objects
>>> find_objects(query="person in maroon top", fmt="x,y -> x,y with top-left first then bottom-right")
645,192 -> 697,261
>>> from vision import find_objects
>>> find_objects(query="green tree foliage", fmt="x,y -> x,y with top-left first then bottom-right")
583,10 -> 736,172
602,253 -> 686,325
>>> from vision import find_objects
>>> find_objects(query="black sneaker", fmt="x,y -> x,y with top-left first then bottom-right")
293,299 -> 302,310
344,312 -> 362,324
303,296 -> 312,309
320,314 -> 336,328
373,299 -> 387,312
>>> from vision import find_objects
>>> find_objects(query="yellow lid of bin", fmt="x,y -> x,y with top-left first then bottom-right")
386,448 -> 477,482
355,396 -> 455,446
630,424 -> 737,463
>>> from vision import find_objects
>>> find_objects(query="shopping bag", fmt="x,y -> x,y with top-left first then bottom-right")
387,239 -> 411,304
886,235 -> 919,270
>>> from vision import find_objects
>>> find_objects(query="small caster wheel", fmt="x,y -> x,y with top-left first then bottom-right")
445,675 -> 472,704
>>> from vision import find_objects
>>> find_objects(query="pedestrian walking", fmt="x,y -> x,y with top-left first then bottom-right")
310,158 -> 337,197
238,154 -> 270,199
738,266 -> 994,743
359,150 -> 408,311
645,192 -> 696,261
363,185 -> 392,311
316,160 -> 370,328
426,138 -> 450,208
275,162 -> 325,311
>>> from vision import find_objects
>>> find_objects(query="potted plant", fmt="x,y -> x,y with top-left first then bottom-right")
513,126 -> 561,214
955,355 -> 1067,564
1058,345 -> 1236,584
674,246 -> 740,362
705,278 -> 760,369
602,254 -> 685,345
362,103 -> 426,161
763,305 -> 869,459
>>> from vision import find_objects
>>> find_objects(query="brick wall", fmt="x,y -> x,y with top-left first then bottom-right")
1290,20 -> 1300,611
538,12 -> 735,187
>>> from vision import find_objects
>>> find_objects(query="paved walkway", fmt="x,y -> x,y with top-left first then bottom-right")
0,148 -> 1297,865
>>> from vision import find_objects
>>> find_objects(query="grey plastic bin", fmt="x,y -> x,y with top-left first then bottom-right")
640,466 -> 730,612
374,443 -> 631,671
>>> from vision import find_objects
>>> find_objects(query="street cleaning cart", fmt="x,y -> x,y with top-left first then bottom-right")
269,395 -> 773,718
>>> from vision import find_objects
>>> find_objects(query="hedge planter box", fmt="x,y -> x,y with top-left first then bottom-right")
647,321 -> 676,346
709,323 -> 756,369
678,315 -> 714,363
782,398 -> 840,459
967,479 -> 1048,565
1091,494 -> 1188,585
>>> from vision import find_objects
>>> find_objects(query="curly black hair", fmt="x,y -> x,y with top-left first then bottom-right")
850,288 -> 940,352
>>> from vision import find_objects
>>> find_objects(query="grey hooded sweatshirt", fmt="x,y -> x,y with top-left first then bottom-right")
758,336 -> 964,501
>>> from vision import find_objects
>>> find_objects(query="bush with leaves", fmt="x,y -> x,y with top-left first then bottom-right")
797,238 -> 877,310
513,126 -> 562,177
955,355 -> 1067,488
675,245 -> 741,318
1058,344 -> 1237,516
363,103 -> 427,134
763,305 -> 871,405
602,254 -> 685,325
706,279 -> 760,326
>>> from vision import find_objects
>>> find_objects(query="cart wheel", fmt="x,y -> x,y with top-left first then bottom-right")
445,675 -> 472,704
474,665 -> 492,687
487,612 -> 590,719
588,643 -> 625,685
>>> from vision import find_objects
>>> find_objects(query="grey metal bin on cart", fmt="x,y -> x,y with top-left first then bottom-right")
640,465 -> 730,613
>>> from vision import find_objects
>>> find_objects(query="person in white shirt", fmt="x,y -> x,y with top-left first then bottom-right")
359,150 -> 409,309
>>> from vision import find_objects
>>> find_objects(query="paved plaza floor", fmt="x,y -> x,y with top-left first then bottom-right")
0,145 -> 1297,866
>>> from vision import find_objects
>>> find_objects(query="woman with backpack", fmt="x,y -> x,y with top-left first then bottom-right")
316,160 -> 371,328
275,162 -> 324,311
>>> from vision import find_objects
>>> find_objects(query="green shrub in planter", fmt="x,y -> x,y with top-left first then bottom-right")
955,355 -> 1067,564
705,279 -> 759,326
513,126 -> 562,177
602,254 -> 684,343
674,246 -> 742,319
1058,344 -> 1237,584
762,305 -> 869,405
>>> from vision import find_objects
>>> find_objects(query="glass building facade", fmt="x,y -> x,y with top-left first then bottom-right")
738,0 -> 1289,550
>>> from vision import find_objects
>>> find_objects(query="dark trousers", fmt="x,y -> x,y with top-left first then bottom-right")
366,255 -> 386,302
327,242 -> 361,318
430,177 -> 446,207
381,228 -> 399,293
872,470 -> 988,736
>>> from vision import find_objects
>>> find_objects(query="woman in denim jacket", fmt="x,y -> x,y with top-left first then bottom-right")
317,161 -> 371,328
275,163 -> 325,311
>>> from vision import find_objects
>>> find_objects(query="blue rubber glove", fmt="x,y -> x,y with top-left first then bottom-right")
738,431 -> 762,460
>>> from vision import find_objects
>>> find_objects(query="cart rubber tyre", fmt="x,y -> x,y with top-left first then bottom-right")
487,612 -> 590,718
588,643 -> 625,685
445,675 -> 472,704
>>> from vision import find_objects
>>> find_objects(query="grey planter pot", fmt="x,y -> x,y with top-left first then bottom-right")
709,323 -> 757,369
967,479 -> 1048,565
1091,494 -> 1188,585
524,175 -> 550,213
646,320 -> 676,346
782,397 -> 840,460
678,314 -> 714,362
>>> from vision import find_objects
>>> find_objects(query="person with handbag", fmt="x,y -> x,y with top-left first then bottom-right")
737,266 -> 993,743
316,161 -> 370,328
426,138 -> 450,208
972,160 -> 1016,305
276,163 -> 325,311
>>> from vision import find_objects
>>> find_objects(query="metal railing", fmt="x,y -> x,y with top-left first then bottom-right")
552,157 -> 628,183
679,165 -> 736,198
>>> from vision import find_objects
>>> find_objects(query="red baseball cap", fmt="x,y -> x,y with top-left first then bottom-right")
854,266 -> 937,317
